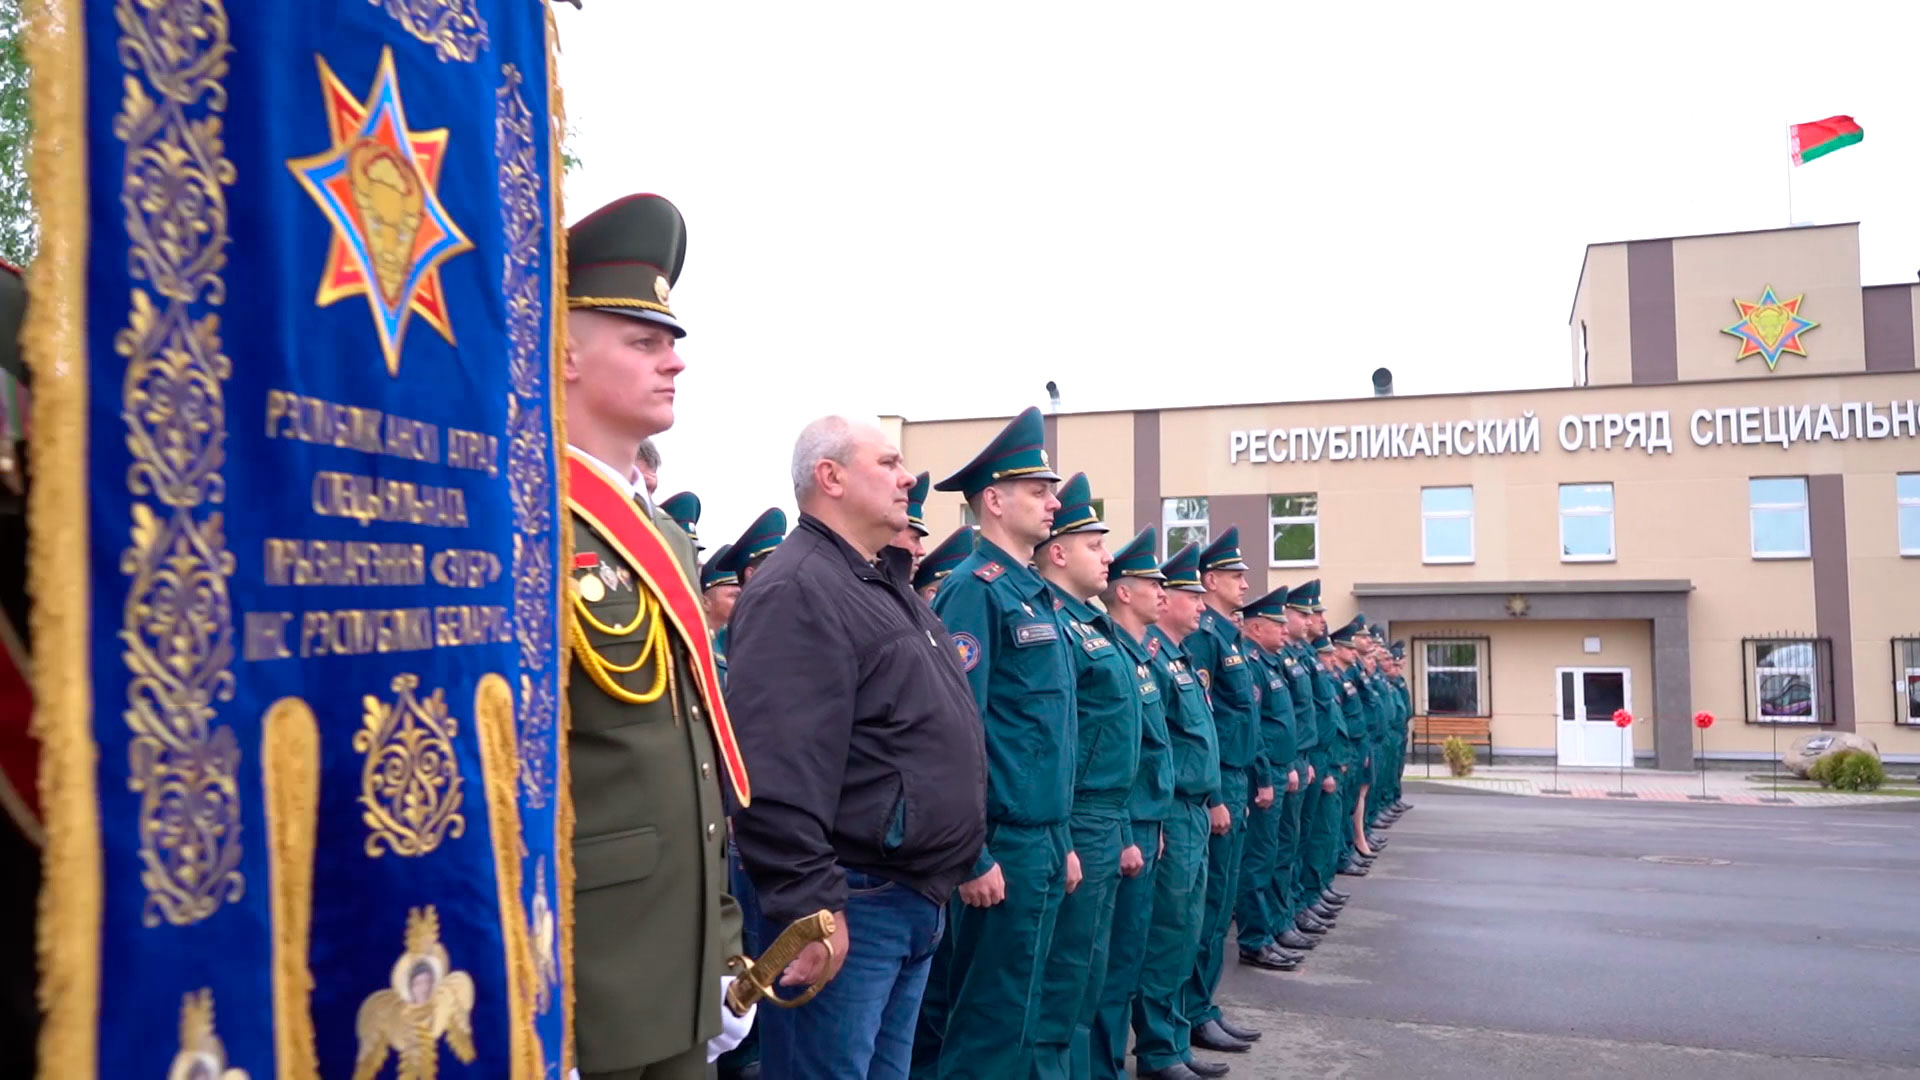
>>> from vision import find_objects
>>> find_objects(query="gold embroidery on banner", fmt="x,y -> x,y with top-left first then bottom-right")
263,699 -> 321,1080
115,0 -> 244,928
353,906 -> 478,1080
372,0 -> 490,64
355,674 -> 466,858
476,673 -> 541,1079
168,989 -> 252,1080
498,62 -> 559,813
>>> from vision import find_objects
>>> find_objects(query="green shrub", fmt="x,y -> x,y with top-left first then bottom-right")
1808,749 -> 1885,792
1442,736 -> 1475,777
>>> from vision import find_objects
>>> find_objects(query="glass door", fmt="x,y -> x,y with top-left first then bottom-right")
1556,667 -> 1632,767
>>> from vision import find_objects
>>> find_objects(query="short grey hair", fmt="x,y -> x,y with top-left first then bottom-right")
634,438 -> 661,471
791,416 -> 878,502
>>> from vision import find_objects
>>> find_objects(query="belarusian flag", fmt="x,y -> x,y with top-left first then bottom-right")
1790,116 -> 1863,165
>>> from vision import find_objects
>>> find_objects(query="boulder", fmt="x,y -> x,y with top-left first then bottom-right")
1782,731 -> 1880,778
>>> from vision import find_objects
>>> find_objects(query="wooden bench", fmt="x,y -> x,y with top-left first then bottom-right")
1406,715 -> 1493,758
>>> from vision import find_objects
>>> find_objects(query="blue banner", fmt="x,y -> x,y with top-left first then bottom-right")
28,2 -> 568,1077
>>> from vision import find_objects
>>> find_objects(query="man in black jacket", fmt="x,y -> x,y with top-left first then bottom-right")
729,416 -> 988,1080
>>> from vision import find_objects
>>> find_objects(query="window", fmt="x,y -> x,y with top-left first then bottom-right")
1578,320 -> 1590,387
1088,498 -> 1105,523
1899,474 -> 1920,555
1559,483 -> 1615,561
1162,497 -> 1209,559
1420,486 -> 1475,564
1268,493 -> 1318,567
1749,477 -> 1810,559
1416,638 -> 1489,717
959,502 -> 977,528
1895,639 -> 1920,726
1741,637 -> 1833,725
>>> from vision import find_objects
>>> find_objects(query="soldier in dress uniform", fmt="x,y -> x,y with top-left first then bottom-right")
1029,474 -> 1139,1079
1282,583 -> 1348,945
1177,528 -> 1265,1057
561,194 -> 754,1079
0,262 -> 39,1080
892,470 -> 931,564
1383,642 -> 1413,818
701,541 -> 740,665
1087,528 -> 1173,1080
918,406 -> 1073,1080
660,491 -> 705,553
1130,543 -> 1224,1080
913,526 -> 975,603
1232,585 -> 1314,971
1325,619 -> 1377,874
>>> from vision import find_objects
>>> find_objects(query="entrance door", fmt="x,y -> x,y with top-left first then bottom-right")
1555,668 -> 1633,767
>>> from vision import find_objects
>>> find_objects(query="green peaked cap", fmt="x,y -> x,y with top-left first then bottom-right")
700,543 -> 738,591
1159,541 -> 1205,593
933,406 -> 1060,498
1107,526 -> 1165,583
913,526 -> 976,592
722,507 -> 788,572
659,491 -> 702,546
1048,472 -> 1108,538
1238,584 -> 1292,620
906,471 -> 931,536
1197,526 -> 1249,572
567,193 -> 690,337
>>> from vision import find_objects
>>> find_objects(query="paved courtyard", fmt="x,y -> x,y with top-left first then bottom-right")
1205,786 -> 1920,1078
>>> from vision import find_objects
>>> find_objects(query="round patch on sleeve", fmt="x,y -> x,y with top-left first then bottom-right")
953,632 -> 981,672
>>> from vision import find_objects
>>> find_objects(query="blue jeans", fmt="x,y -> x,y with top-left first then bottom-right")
754,868 -> 947,1080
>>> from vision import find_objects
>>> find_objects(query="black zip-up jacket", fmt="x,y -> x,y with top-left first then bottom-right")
728,513 -> 988,924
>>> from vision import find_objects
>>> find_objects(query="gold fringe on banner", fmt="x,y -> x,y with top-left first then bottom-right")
263,698 -> 321,1080
478,673 -> 541,1080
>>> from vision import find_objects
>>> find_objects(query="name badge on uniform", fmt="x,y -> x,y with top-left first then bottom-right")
1224,654 -> 1243,667
1014,621 -> 1059,646
1269,676 -> 1284,690
1175,671 -> 1196,686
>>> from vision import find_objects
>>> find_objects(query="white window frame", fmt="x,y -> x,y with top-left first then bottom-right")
1752,640 -> 1819,725
1899,639 -> 1920,726
1558,482 -> 1616,563
1749,476 -> 1810,560
1267,492 -> 1319,569
1420,486 -> 1475,565
1898,473 -> 1920,556
1162,497 -> 1209,560
1420,639 -> 1487,717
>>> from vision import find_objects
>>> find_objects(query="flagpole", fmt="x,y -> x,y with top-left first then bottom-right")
1785,124 -> 1795,226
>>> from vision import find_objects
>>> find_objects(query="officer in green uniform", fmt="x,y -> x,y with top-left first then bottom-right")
1030,475 -> 1140,1079
702,543 -> 737,685
1233,585 -> 1313,970
564,193 -> 751,1079
914,526 -> 975,602
1326,619 -> 1375,874
1384,641 -> 1414,817
661,491 -> 704,552
1130,543 -> 1225,1080
1088,527 -> 1174,1080
922,406 -> 1074,1080
895,470 -> 932,563
1342,619 -> 1388,858
1179,528 -> 1264,1055
1313,629 -> 1369,879
1282,584 -> 1347,938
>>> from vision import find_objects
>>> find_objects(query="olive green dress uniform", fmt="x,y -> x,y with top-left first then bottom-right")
1233,587 -> 1305,958
1031,476 -> 1142,1080
565,194 -> 745,1080
1086,529 -> 1174,1080
922,408 -> 1075,1080
1178,529 -> 1261,1042
1131,544 -> 1221,1076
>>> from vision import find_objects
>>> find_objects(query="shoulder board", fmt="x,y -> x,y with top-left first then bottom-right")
974,562 -> 1005,582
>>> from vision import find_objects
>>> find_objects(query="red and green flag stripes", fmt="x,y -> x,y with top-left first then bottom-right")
1790,116 -> 1863,166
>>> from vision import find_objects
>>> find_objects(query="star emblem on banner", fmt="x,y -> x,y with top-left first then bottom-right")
1720,286 -> 1818,372
287,47 -> 474,377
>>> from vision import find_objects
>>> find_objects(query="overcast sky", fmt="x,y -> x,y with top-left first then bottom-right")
553,1 -> 1920,546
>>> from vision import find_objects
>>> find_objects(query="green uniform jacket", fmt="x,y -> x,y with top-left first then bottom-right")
1186,608 -> 1260,804
1310,660 -> 1348,764
1147,627 -> 1220,802
1248,644 -> 1300,782
711,623 -> 729,688
569,506 -> 740,1075
1058,594 -> 1144,832
1335,667 -> 1366,762
931,538 -> 1077,876
1279,643 -> 1321,757
1115,625 -> 1174,828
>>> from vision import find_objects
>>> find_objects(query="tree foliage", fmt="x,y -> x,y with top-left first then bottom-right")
0,0 -> 32,267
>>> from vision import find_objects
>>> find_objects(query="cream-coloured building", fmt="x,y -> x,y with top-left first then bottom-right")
891,223 -> 1920,769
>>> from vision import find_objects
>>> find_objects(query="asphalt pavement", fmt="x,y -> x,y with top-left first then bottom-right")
1207,786 -> 1920,1078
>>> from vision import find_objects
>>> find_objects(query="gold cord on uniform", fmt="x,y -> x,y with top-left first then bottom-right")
570,587 -> 669,704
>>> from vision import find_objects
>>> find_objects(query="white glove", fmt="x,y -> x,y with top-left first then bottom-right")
706,975 -> 757,1062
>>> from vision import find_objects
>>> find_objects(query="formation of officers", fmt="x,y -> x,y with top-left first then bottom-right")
678,402 -> 1415,1079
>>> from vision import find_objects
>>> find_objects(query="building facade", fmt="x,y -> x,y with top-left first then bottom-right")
891,223 -> 1920,769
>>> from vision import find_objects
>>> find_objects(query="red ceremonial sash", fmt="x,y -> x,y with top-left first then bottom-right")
566,449 -> 750,806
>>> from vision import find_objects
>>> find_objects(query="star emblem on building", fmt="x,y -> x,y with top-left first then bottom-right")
287,47 -> 474,377
1721,285 -> 1818,372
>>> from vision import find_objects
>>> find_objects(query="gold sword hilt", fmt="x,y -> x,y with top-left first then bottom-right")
724,910 -> 837,1017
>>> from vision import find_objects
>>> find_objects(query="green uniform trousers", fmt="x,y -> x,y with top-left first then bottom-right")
1031,810 -> 1127,1079
1232,797 -> 1283,951
1303,767 -> 1347,889
938,821 -> 1070,1080
1293,755 -> 1336,908
1181,771 -> 1248,1038
1089,820 -> 1161,1080
1269,776 -> 1308,926
586,1043 -> 706,1080
1130,801 -> 1209,1073
1341,759 -> 1365,857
